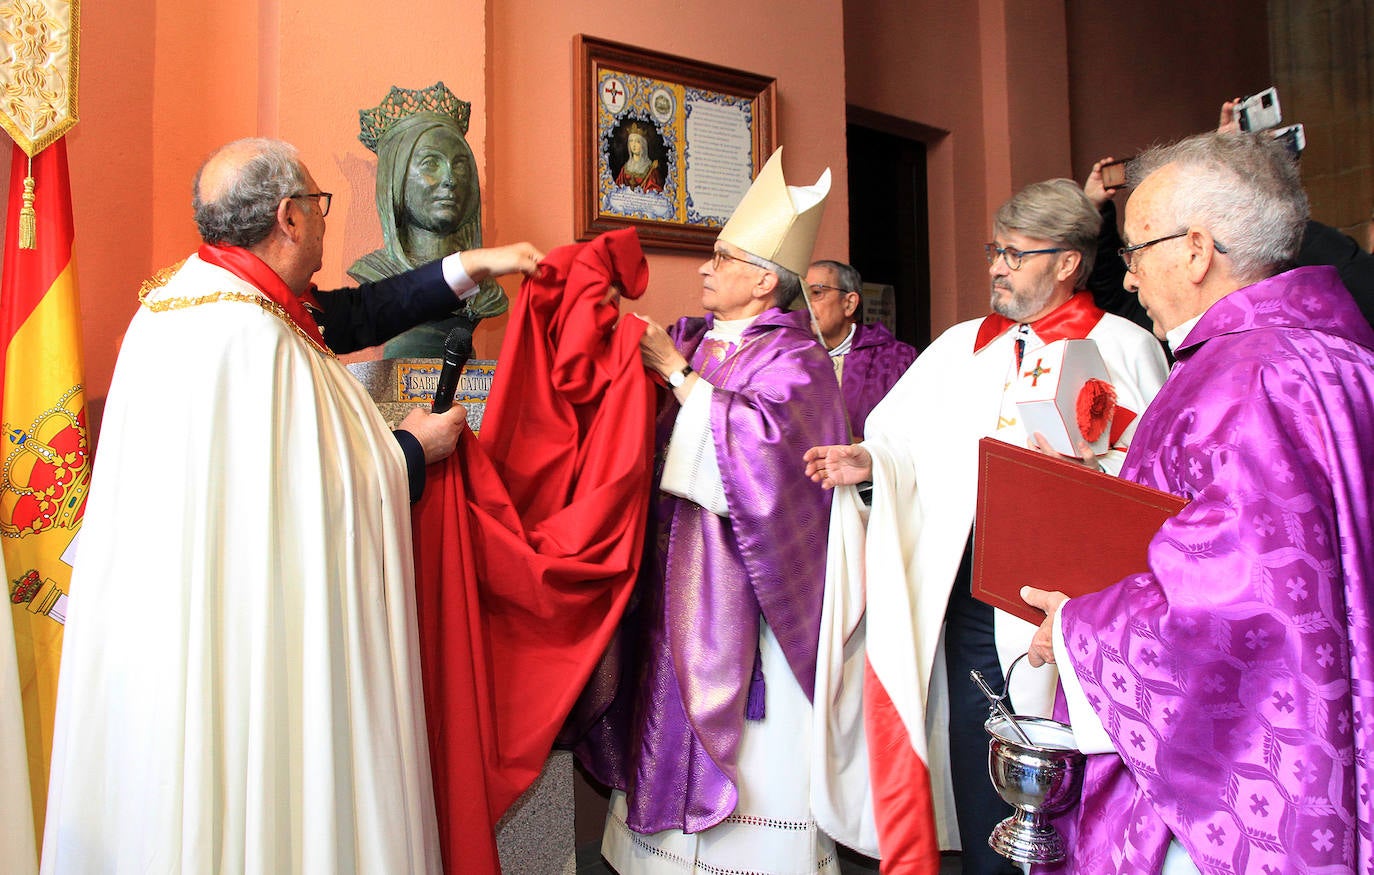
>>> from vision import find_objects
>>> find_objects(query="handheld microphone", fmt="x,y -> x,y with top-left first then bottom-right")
432,323 -> 474,414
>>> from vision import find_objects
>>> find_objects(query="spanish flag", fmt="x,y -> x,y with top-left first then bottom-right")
0,137 -> 90,869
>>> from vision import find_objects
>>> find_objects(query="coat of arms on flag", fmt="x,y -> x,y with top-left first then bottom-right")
1,1 -> 83,869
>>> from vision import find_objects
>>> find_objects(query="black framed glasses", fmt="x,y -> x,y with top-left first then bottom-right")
1118,230 -> 1229,274
289,191 -> 333,217
710,250 -> 761,271
1118,230 -> 1185,274
984,243 -> 1064,271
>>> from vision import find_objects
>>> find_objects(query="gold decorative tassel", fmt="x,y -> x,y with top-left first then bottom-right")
19,156 -> 36,250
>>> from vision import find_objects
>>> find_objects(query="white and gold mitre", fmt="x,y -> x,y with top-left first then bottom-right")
718,147 -> 830,277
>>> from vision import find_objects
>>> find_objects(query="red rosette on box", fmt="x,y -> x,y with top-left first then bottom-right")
1076,378 -> 1117,443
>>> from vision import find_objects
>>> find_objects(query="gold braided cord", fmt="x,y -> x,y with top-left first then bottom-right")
0,0 -> 80,157
138,262 -> 336,359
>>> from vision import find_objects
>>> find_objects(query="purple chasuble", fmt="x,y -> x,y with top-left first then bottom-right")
578,307 -> 848,835
839,321 -> 918,440
1040,267 -> 1374,874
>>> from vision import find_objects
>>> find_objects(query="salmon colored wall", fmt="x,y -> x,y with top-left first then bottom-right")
1004,2 -> 1072,186
7,0 -> 490,412
1,0 -> 1271,411
1065,1 -> 1272,178
42,0 -> 159,419
846,0 -> 1272,335
9,0 -> 846,411
485,1 -> 850,333
844,0 -> 1033,331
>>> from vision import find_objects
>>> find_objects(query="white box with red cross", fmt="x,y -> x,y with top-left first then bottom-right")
1013,338 -> 1116,457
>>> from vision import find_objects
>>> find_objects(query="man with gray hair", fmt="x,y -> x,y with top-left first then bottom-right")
1022,132 -> 1374,873
41,137 -> 540,873
805,178 -> 1167,872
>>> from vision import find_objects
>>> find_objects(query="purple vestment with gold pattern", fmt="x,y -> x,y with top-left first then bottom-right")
578,307 -> 848,835
1043,266 -> 1374,873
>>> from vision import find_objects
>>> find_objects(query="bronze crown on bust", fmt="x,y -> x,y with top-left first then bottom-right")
358,81 -> 471,153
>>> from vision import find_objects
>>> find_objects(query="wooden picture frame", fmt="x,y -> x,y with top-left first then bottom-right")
573,35 -> 777,251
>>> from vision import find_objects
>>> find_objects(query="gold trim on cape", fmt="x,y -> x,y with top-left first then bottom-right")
138,261 -> 336,359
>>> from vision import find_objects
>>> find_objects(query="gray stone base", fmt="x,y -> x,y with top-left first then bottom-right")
497,752 -> 577,875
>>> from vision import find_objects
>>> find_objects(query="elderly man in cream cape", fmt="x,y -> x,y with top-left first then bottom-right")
40,138 -> 541,875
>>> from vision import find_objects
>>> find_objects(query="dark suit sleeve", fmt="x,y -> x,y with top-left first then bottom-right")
392,429 -> 427,503
310,259 -> 457,500
1297,220 -> 1374,329
1086,200 -> 1152,332
312,260 -> 459,354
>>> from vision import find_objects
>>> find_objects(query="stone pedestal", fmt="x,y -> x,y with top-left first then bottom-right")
346,357 -> 498,432
497,752 -> 577,875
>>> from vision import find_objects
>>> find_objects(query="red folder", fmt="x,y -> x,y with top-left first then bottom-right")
972,437 -> 1188,625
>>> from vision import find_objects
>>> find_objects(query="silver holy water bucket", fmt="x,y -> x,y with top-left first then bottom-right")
973,654 -> 1086,865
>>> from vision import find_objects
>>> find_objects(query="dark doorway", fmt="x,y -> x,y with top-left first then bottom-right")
846,109 -> 938,349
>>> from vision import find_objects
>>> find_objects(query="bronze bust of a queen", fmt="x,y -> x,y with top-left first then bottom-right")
352,81 -> 507,357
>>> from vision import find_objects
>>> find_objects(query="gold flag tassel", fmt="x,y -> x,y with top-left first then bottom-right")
19,155 -> 37,249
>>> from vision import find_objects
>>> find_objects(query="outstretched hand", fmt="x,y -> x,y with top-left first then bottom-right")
634,314 -> 688,379
803,444 -> 873,489
461,242 -> 545,281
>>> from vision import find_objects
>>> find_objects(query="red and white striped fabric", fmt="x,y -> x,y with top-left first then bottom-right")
812,479 -> 939,873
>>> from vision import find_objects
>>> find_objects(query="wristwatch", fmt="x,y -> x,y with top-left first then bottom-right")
667,364 -> 693,388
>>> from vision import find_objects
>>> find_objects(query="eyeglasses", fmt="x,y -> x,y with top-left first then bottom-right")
289,191 -> 333,217
1117,230 -> 1186,273
1118,229 -> 1229,274
807,283 -> 855,299
710,250 -> 762,272
984,243 -> 1065,271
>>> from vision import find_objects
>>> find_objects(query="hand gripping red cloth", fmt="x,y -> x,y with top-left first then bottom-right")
410,228 -> 654,874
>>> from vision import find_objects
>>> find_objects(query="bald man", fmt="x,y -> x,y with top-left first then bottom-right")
40,138 -> 540,874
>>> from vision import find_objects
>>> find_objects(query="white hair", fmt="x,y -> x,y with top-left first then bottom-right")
1129,132 -> 1308,283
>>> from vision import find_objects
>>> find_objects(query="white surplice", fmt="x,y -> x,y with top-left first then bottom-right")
41,256 -> 438,874
602,623 -> 840,875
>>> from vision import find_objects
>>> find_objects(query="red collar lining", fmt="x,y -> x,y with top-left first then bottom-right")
198,244 -> 329,351
973,291 -> 1106,352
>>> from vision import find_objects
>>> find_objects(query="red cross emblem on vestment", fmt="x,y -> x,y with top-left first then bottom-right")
1023,358 -> 1052,386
